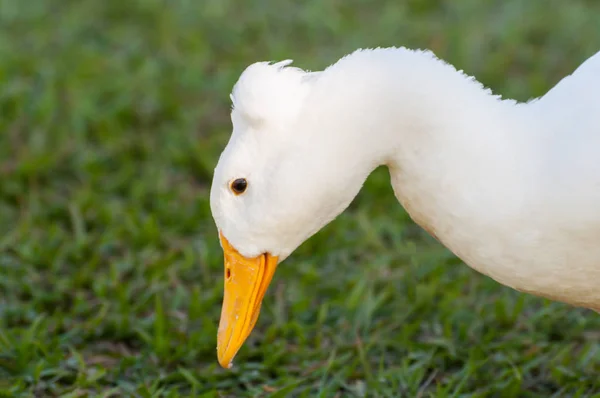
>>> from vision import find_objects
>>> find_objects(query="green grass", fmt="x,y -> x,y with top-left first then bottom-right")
1,0 -> 600,396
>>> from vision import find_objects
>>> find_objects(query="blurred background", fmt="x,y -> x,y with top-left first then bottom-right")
1,0 -> 600,396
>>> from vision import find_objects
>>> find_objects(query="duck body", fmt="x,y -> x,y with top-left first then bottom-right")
210,47 -> 600,367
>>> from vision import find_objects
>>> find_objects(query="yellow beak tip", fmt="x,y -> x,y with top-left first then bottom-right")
218,357 -> 233,369
217,345 -> 235,369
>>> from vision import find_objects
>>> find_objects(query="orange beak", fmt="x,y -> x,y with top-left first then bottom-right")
216,232 -> 279,369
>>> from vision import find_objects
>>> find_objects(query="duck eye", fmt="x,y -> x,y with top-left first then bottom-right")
230,178 -> 248,195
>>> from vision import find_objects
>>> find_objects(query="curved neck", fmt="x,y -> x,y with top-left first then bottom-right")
299,49 -> 555,293
304,49 -> 524,204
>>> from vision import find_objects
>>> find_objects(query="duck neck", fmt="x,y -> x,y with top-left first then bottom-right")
307,49 -> 537,289
312,49 -> 520,208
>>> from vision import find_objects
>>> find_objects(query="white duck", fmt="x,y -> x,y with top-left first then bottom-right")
209,47 -> 600,368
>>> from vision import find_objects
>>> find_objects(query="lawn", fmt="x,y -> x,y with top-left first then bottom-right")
1,0 -> 600,396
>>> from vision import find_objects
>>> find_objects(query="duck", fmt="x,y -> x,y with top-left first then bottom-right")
209,46 -> 600,369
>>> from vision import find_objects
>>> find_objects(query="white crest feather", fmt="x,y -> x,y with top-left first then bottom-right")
230,60 -> 313,129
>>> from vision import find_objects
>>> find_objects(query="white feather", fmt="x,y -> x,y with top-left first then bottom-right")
211,46 -> 600,311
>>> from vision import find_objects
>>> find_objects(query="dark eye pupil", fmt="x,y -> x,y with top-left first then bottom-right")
231,178 -> 247,194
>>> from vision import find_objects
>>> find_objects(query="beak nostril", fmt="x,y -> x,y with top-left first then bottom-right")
226,268 -> 231,280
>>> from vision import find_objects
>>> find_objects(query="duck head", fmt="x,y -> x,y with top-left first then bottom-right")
210,59 -> 373,368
